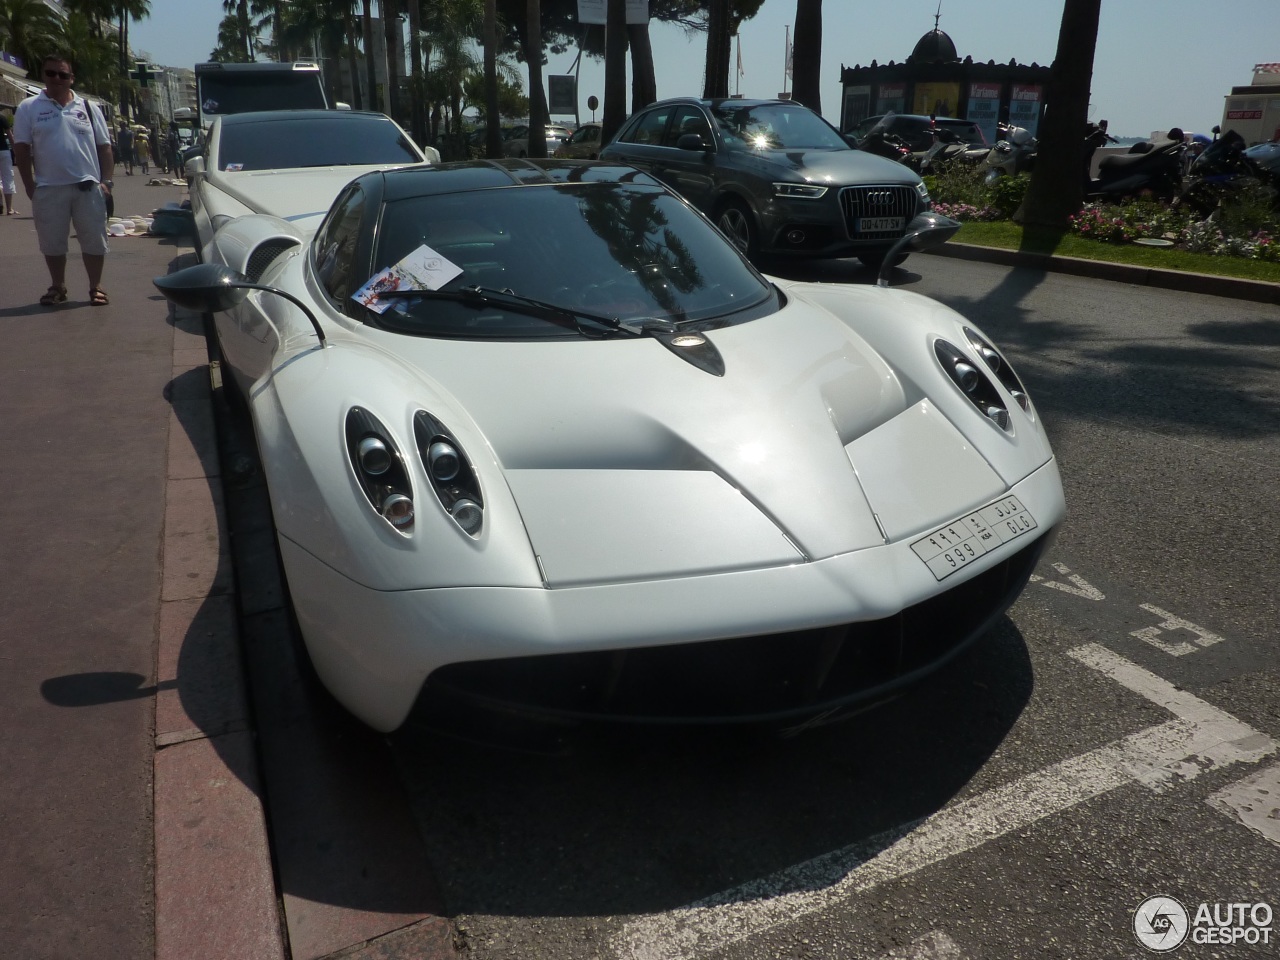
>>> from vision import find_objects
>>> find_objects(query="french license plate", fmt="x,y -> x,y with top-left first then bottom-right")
910,495 -> 1038,581
858,216 -> 905,233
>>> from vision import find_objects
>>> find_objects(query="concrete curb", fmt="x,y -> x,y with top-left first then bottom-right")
155,300 -> 287,960
155,287 -> 456,959
927,241 -> 1280,305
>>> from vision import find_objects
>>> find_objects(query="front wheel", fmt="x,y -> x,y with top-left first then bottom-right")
983,167 -> 1003,187
714,199 -> 759,259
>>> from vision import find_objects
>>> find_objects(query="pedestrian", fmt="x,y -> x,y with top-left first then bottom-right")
116,120 -> 134,176
0,105 -> 17,215
135,125 -> 150,175
11,52 -> 114,306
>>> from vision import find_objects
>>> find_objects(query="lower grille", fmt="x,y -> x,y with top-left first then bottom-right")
840,185 -> 918,240
420,535 -> 1047,727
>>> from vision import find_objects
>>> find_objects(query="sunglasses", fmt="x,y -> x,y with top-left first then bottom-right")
44,69 -> 73,80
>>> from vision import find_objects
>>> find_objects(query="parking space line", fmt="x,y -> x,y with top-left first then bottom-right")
1207,761 -> 1280,847
610,644 -> 1276,960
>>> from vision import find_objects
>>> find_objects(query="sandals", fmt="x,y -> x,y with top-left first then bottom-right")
40,285 -> 68,306
89,287 -> 110,306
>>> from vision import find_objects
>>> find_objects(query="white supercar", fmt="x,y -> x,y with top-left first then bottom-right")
157,158 -> 1065,734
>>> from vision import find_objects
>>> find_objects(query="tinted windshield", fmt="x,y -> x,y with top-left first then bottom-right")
198,71 -> 326,116
216,116 -> 422,170
710,103 -> 848,150
365,181 -> 776,339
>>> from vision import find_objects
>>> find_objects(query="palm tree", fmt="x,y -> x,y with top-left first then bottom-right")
791,0 -> 821,111
221,0 -> 254,61
52,9 -> 119,95
0,0 -> 64,78
1015,0 -> 1102,228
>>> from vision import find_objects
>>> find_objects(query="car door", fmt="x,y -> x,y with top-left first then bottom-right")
657,105 -> 718,212
603,103 -> 677,179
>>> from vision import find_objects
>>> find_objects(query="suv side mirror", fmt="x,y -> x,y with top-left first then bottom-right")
676,133 -> 712,152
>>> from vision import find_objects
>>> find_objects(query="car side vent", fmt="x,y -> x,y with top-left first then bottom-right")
244,238 -> 300,282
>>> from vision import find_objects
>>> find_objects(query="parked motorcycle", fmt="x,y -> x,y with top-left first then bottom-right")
1175,127 -> 1280,216
1085,126 -> 1184,202
982,122 -> 1038,185
853,114 -> 914,165
915,127 -> 988,174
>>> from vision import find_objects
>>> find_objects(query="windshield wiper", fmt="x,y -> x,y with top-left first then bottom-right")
373,286 -> 726,375
373,285 -> 676,338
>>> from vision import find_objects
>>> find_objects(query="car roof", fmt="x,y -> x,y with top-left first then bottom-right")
641,96 -> 820,112
215,109 -> 392,126
371,159 -> 660,201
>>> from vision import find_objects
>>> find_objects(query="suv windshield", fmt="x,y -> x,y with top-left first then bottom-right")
217,116 -> 422,170
710,103 -> 848,151
364,181 -> 776,339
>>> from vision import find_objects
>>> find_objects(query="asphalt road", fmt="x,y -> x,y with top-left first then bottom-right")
383,256 -> 1280,959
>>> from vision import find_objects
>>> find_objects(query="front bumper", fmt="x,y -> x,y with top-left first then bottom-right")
283,459 -> 1064,731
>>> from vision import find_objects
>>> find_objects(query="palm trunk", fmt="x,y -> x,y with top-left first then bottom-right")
525,0 -> 546,158
483,0 -> 502,158
791,0 -> 822,112
626,23 -> 655,112
362,0 -> 377,112
603,0 -> 626,142
407,0 -> 425,146
383,0 -> 401,121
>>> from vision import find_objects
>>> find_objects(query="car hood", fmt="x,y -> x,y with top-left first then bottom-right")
207,165 -> 418,231
738,146 -> 918,184
325,284 -> 1043,587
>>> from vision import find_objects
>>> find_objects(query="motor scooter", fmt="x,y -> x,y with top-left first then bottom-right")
982,122 -> 1037,185
1085,126 -> 1184,202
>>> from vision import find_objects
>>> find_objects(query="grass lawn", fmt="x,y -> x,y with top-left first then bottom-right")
953,222 -> 1280,284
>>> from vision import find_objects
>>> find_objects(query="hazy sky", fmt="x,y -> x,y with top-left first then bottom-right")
129,0 -> 1280,138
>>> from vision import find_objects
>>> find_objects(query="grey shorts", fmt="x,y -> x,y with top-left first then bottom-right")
32,182 -> 109,257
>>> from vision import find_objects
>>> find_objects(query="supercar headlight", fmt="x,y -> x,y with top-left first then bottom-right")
964,326 -> 1032,414
414,412 -> 484,539
345,408 -> 415,534
773,182 -> 829,199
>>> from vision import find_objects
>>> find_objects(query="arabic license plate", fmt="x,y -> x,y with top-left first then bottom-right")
910,495 -> 1038,581
858,216 -> 904,233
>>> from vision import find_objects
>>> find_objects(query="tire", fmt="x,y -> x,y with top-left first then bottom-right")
714,199 -> 759,259
983,167 -> 1003,187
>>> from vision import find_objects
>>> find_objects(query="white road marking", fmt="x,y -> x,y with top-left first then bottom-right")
876,931 -> 967,959
1130,603 -> 1225,657
1030,561 -> 1105,600
1207,761 -> 1280,847
609,645 -> 1276,960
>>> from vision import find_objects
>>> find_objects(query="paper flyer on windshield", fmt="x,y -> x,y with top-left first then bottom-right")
353,243 -> 463,314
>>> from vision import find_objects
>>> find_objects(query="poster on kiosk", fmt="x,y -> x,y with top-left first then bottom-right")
966,82 -> 1001,144
1009,84 -> 1043,137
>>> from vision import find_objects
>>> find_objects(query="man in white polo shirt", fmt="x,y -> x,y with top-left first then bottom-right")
12,52 -> 115,307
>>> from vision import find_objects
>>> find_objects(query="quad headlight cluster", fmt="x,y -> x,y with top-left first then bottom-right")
413,411 -> 484,538
935,330 -> 1032,433
345,407 -> 484,538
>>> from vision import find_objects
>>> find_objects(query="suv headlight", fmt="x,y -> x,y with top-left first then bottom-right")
773,182 -> 829,199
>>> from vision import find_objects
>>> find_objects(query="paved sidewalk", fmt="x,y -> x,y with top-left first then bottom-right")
0,173 -> 454,960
